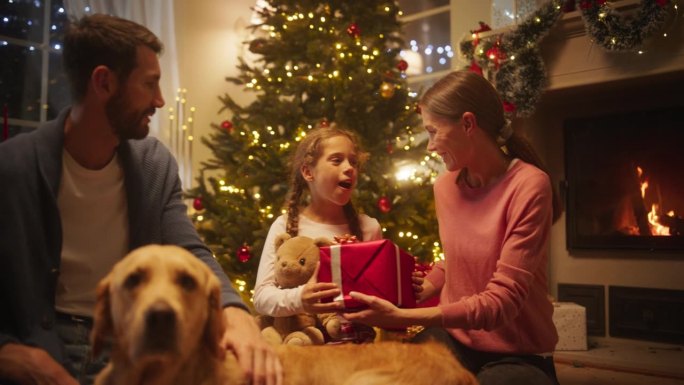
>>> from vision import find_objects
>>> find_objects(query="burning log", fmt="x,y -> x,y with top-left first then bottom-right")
656,214 -> 684,236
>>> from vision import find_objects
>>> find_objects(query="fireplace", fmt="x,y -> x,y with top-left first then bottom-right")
564,106 -> 684,251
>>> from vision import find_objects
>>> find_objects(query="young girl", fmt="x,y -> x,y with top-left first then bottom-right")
253,124 -> 382,319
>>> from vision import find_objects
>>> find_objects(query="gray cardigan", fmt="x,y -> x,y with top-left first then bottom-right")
0,109 -> 246,365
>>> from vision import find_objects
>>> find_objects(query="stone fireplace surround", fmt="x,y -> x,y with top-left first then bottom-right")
513,1 -> 684,377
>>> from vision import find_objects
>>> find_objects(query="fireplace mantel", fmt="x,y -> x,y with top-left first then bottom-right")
539,0 -> 684,90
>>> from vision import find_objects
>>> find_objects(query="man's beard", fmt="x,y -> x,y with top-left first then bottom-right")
106,89 -> 153,140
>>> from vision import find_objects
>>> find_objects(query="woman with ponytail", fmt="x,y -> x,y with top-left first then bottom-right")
345,70 -> 561,385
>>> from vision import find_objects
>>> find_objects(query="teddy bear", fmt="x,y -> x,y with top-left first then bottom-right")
256,233 -> 332,346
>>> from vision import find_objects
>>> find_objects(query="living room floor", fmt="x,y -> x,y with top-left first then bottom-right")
556,362 -> 684,385
554,338 -> 683,385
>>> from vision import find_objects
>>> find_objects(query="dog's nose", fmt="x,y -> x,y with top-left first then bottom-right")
145,300 -> 176,329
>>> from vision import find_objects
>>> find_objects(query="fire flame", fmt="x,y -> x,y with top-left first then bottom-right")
637,166 -> 676,236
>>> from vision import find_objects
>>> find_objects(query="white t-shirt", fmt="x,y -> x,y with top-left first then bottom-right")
253,213 -> 382,316
55,150 -> 129,317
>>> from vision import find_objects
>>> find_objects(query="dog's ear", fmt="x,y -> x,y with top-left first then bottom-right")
91,274 -> 113,357
203,273 -> 224,359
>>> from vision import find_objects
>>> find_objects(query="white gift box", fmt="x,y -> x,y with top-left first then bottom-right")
552,302 -> 588,351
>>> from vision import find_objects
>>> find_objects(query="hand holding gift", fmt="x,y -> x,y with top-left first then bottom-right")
317,239 -> 417,310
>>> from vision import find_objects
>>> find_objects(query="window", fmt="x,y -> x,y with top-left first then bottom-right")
1,0 -> 69,138
397,0 -> 451,88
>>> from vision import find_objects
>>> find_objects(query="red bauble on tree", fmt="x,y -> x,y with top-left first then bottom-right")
346,22 -> 360,38
377,196 -> 392,213
503,101 -> 517,114
319,118 -> 329,127
221,120 -> 233,132
192,197 -> 204,211
237,244 -> 252,263
396,59 -> 408,72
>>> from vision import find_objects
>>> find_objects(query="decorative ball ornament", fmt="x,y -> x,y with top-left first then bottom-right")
237,244 -> 252,263
380,82 -> 395,99
386,140 -> 394,154
503,101 -> 517,114
221,120 -> 233,132
378,196 -> 392,213
469,60 -> 483,76
346,22 -> 360,38
192,197 -> 204,211
319,119 -> 329,127
396,59 -> 408,72
248,38 -> 267,54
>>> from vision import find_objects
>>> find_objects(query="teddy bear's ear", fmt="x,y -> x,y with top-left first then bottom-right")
275,233 -> 292,250
313,237 -> 333,247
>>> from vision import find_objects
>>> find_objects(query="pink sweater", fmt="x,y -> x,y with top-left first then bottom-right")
426,159 -> 558,354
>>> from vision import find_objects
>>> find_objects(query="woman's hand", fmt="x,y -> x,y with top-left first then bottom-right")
300,263 -> 344,314
414,274 -> 438,303
412,271 -> 424,296
341,291 -> 409,329
343,292 -> 443,329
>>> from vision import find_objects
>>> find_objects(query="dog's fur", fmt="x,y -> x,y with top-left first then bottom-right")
91,245 -> 477,385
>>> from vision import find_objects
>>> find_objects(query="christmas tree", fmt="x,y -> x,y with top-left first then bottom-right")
188,0 -> 441,303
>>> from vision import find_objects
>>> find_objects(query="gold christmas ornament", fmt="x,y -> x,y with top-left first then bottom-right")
380,82 -> 395,99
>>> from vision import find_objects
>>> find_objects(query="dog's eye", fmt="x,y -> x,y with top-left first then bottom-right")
177,272 -> 197,291
298,258 -> 306,266
124,271 -> 144,290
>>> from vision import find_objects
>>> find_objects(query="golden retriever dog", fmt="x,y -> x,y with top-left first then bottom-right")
91,245 -> 477,385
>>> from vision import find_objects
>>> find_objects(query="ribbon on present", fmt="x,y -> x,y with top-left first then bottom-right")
329,242 -> 405,307
334,234 -> 359,244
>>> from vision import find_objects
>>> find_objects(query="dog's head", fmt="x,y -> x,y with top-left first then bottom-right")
91,245 -> 223,364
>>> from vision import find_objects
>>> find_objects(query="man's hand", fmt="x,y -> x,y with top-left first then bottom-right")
0,343 -> 78,385
220,307 -> 282,385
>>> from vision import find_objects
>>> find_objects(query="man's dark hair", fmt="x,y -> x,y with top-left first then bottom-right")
63,14 -> 163,102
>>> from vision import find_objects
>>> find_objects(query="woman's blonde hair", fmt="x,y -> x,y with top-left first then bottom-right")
420,70 -> 563,223
284,123 -> 369,238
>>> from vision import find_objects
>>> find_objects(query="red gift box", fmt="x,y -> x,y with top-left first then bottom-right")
318,239 -> 417,310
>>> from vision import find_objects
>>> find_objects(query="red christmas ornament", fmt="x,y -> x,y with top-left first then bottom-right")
503,101 -> 517,114
346,22 -> 360,38
656,0 -> 668,6
579,0 -> 593,10
237,244 -> 252,263
396,59 -> 408,72
319,119 -> 329,127
469,60 -> 483,76
192,197 -> 204,211
377,196 -> 392,213
386,140 -> 394,154
562,0 -> 576,12
485,45 -> 506,69
221,120 -> 233,132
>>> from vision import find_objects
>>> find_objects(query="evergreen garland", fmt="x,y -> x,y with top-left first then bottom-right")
459,1 -> 564,117
459,0 -> 675,117
579,0 -> 672,51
